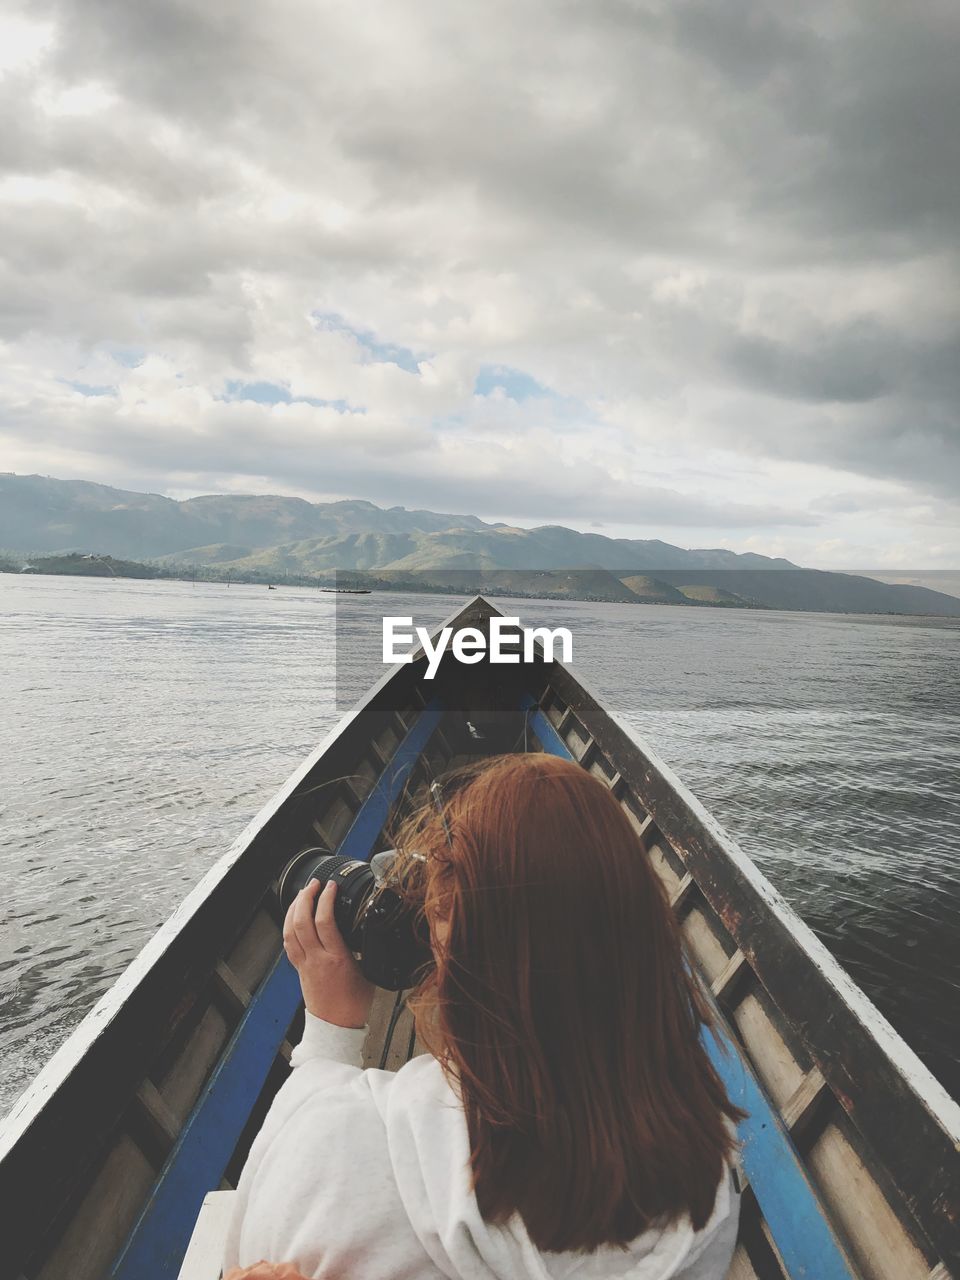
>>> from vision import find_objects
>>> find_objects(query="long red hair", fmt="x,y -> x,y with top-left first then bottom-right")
393,752 -> 743,1253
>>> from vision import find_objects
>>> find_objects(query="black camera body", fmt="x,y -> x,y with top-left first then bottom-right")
278,847 -> 431,991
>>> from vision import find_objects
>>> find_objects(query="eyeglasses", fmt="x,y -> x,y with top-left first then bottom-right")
430,780 -> 454,848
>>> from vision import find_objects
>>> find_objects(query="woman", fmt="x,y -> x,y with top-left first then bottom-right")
223,752 -> 743,1279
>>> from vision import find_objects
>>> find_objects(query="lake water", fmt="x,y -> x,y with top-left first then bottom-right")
1,575 -> 958,1116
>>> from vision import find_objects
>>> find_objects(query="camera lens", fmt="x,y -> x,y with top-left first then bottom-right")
277,846 -> 433,991
277,847 -> 376,951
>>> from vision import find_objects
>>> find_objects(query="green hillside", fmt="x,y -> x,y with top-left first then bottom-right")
617,574 -> 688,604
674,583 -> 755,606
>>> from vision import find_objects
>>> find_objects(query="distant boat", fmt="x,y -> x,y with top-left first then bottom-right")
267,584 -> 276,590
0,595 -> 957,1280
320,587 -> 371,594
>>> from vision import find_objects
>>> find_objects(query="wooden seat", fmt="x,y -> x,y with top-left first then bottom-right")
177,1190 -> 236,1280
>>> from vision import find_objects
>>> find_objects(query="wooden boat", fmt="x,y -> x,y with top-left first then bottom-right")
0,596 -> 957,1280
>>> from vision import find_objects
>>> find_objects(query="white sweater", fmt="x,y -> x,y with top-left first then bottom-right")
223,1012 -> 740,1280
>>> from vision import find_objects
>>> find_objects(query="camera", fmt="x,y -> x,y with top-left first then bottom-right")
277,847 -> 432,991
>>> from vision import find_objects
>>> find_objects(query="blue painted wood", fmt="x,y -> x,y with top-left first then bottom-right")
111,955 -> 302,1280
519,695 -> 571,758
111,698 -> 443,1280
523,693 -> 858,1280
338,701 -> 444,861
702,1026 -> 857,1280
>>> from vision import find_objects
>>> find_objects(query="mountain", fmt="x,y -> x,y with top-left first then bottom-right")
2,473 -> 959,617
0,473 -> 790,569
844,570 -> 960,602
647,568 -> 960,615
0,473 -> 488,559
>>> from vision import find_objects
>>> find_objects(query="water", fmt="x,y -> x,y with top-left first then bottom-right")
0,576 -> 958,1116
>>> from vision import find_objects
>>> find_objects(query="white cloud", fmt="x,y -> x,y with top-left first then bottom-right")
0,0 -> 958,566
0,14 -> 54,76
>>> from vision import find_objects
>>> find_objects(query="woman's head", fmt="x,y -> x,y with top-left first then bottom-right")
393,752 -> 742,1253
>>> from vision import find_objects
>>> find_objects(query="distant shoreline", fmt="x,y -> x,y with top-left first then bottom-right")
1,561 -> 742,607
4,555 -> 960,620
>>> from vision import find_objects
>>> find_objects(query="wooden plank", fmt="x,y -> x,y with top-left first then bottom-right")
544,698 -> 565,728
526,698 -> 573,757
135,1079 -> 180,1154
620,798 -> 653,840
681,907 -> 732,984
211,961 -> 252,1020
224,910 -> 280,995
587,753 -> 616,783
670,870 -> 697,910
563,717 -> 590,759
712,949 -> 750,1004
317,792 -> 356,848
735,1194 -> 789,1280
646,839 -> 683,893
757,1219 -> 792,1280
726,1245 -> 762,1280
341,775 -> 367,807
363,987 -> 427,1072
351,754 -> 378,795
36,1136 -> 156,1280
382,1002 -> 419,1073
556,705 -> 575,736
176,1190 -> 235,1280
732,992 -> 806,1110
362,987 -> 404,1070
807,1122 -> 932,1280
783,1067 -> 830,1136
311,815 -> 335,845
633,811 -> 657,848
157,1005 -> 230,1124
373,721 -> 401,759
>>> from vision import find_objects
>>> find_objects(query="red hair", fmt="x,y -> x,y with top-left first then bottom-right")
394,752 -> 743,1253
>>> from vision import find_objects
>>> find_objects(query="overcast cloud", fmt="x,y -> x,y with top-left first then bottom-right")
1,0 -> 958,566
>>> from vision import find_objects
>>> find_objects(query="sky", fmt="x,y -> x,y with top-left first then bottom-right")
1,0 -> 958,568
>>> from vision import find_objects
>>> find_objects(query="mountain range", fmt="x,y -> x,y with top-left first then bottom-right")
2,472 -> 959,617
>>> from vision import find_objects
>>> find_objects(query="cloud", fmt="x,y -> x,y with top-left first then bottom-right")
0,0 -> 958,565
0,353 -> 816,528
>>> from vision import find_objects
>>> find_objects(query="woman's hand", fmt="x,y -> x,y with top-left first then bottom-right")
282,879 -> 376,1029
